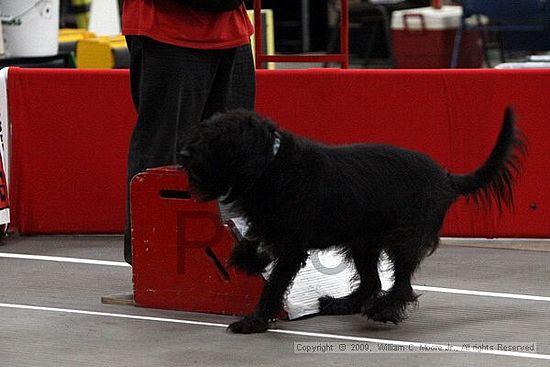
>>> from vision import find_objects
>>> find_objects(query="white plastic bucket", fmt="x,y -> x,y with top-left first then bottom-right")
0,0 -> 59,57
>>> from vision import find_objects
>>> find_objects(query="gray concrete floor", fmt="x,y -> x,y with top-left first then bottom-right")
1,235 -> 550,366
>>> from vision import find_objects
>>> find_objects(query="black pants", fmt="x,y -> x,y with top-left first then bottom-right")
124,36 -> 256,264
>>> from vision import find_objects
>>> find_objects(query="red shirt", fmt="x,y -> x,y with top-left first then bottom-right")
122,0 -> 254,49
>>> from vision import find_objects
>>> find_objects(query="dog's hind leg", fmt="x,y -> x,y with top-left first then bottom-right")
363,237 -> 429,324
319,244 -> 382,315
228,250 -> 308,334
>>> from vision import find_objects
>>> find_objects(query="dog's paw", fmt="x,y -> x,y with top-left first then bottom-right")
229,239 -> 272,276
364,305 -> 405,324
318,295 -> 361,315
227,316 -> 269,334
362,293 -> 417,324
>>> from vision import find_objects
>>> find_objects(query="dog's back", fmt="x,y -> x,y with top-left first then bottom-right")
313,143 -> 457,240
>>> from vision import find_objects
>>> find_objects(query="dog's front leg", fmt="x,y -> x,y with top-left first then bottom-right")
228,252 -> 307,334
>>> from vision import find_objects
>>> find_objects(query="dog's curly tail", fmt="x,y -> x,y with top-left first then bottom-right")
449,107 -> 527,211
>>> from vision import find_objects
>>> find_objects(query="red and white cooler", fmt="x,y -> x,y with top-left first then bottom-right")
391,5 -> 483,68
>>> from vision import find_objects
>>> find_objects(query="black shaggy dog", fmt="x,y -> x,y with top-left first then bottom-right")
177,108 -> 525,334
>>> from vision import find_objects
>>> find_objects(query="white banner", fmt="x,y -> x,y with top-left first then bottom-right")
0,67 -> 11,228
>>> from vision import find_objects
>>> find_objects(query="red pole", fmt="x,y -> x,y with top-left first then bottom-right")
254,0 -> 263,69
340,0 -> 349,69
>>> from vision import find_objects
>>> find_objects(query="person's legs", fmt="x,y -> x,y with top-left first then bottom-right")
124,36 -> 220,264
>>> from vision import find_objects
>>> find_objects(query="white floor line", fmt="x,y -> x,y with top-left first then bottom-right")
413,285 -> 550,302
441,237 -> 550,243
0,302 -> 548,361
0,253 -> 131,267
